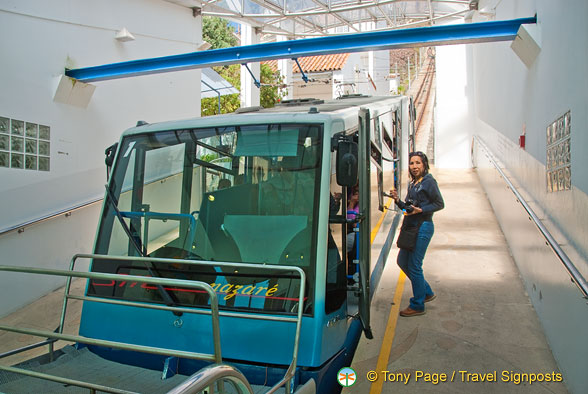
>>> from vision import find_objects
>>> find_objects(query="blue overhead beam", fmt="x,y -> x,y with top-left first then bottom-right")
66,17 -> 536,83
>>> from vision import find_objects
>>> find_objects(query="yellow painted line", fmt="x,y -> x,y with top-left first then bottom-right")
370,198 -> 393,244
365,196 -> 404,393
369,271 -> 406,394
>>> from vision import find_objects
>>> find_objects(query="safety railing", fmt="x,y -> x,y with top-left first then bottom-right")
0,338 -> 57,361
0,263 -> 222,393
167,364 -> 254,394
0,197 -> 102,237
474,136 -> 588,299
1,253 -> 307,394
67,254 -> 306,394
0,364 -> 139,394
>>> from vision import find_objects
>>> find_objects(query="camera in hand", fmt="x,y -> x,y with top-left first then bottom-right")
404,199 -> 415,213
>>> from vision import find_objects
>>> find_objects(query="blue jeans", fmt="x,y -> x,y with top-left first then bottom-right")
397,221 -> 435,311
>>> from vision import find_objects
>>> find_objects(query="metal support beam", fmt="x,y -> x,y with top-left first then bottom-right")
201,79 -> 222,114
242,63 -> 261,88
292,58 -> 309,83
308,0 -> 359,33
427,0 -> 435,25
66,17 -> 536,83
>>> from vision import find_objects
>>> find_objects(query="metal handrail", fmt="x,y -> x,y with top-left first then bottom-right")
0,265 -> 223,362
0,265 -> 223,393
0,197 -> 103,237
474,136 -> 588,298
0,253 -> 307,393
66,253 -> 307,394
0,338 -> 57,360
0,365 -> 139,394
167,364 -> 254,394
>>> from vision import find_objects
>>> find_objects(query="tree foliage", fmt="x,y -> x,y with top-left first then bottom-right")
201,64 -> 241,117
202,16 -> 237,49
260,65 -> 286,108
201,17 -> 286,116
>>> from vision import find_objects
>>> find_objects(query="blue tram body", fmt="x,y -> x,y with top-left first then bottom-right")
76,95 -> 411,393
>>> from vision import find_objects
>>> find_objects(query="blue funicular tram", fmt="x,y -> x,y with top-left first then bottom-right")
0,94 -> 412,394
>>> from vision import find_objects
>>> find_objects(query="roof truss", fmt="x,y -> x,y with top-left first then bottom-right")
167,0 -> 473,39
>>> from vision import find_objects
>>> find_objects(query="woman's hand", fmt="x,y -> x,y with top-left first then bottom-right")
390,189 -> 399,203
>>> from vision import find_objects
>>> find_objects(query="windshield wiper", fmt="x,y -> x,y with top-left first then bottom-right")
104,185 -> 183,317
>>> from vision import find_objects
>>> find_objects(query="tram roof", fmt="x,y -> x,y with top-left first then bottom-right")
122,95 -> 403,136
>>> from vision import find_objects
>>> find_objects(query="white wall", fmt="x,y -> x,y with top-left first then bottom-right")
459,1 -> 588,392
240,23 -> 260,107
277,36 -> 293,100
0,0 -> 203,316
331,51 -> 390,99
334,54 -> 361,98
367,50 -> 390,95
435,43 -> 475,168
473,131 -> 588,394
435,0 -> 588,268
469,0 -> 588,265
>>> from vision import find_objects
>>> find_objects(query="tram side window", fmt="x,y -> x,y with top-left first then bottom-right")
380,118 -> 397,205
392,110 -> 401,191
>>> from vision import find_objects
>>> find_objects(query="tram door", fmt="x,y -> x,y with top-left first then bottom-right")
326,130 -> 360,316
357,108 -> 373,339
325,125 -> 365,329
327,107 -> 394,340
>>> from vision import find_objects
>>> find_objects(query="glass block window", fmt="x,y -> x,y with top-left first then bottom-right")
0,116 -> 50,171
546,111 -> 571,192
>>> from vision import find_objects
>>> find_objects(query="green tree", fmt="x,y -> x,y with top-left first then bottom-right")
201,17 -> 286,116
260,64 -> 286,108
203,16 -> 237,49
201,64 -> 241,117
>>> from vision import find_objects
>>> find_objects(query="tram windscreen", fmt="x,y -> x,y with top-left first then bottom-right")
89,124 -> 322,315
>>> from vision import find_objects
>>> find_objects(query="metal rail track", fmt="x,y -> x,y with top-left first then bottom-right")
413,48 -> 436,134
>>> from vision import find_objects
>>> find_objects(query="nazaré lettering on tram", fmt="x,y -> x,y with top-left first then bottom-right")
91,279 -> 287,301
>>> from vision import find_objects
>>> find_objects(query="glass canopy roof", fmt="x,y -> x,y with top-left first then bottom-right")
201,68 -> 239,98
180,0 -> 473,39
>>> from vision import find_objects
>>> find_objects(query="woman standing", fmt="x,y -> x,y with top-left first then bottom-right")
391,151 -> 444,317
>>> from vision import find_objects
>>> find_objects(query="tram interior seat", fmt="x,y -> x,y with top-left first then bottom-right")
222,215 -> 307,264
192,147 -> 317,310
256,153 -> 315,260
194,182 -> 259,262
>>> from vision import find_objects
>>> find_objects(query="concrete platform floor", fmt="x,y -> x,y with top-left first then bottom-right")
0,279 -> 84,368
346,168 -> 568,394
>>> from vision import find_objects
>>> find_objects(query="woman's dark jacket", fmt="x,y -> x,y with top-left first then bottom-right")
396,173 -> 444,226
